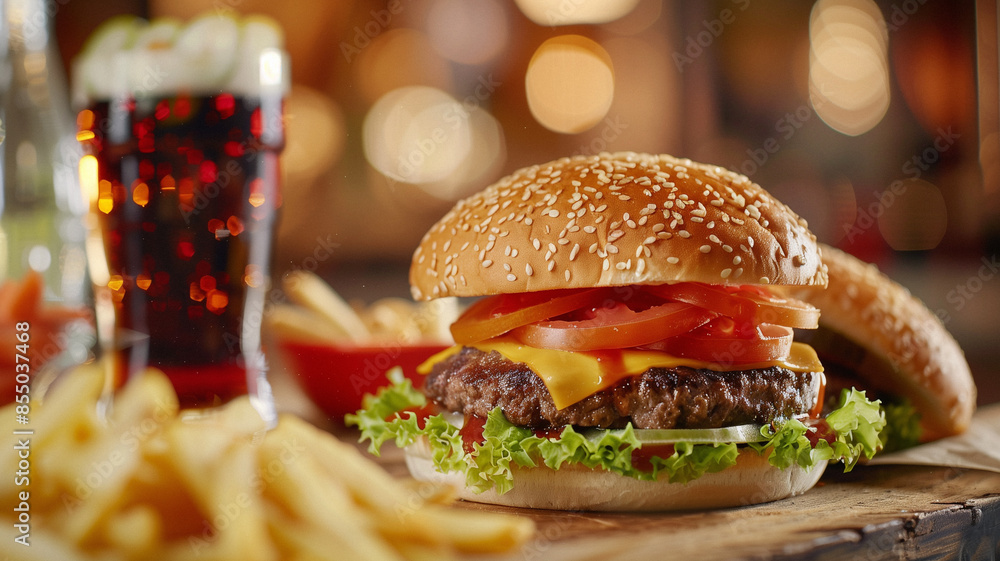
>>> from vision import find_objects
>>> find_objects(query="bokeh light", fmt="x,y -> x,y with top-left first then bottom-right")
514,0 -> 641,26
808,0 -> 890,136
283,85 -> 345,185
364,88 -> 506,203
363,86 -> 472,185
525,35 -> 614,134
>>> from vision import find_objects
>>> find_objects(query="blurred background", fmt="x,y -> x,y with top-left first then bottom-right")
12,0 -> 1000,401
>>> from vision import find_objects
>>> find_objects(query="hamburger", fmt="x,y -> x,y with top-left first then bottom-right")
786,244 -> 976,449
348,152 -> 888,511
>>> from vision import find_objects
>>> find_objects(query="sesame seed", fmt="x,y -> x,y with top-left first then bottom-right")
548,260 -> 556,272
503,263 -> 512,272
759,276 -> 770,283
709,234 -> 722,244
584,225 -> 597,234
733,256 -> 742,265
734,268 -> 743,278
570,244 -> 581,261
565,269 -> 572,282
678,230 -> 691,238
667,256 -> 680,264
615,261 -> 628,270
607,244 -> 619,254
512,248 -> 519,258
589,243 -> 599,253
507,273 -> 517,282
657,232 -> 672,239
525,263 -> 534,276
690,216 -> 704,223
603,259 -> 610,271
700,245 -> 712,253
721,268 -> 732,279
504,245 -> 511,256
710,199 -> 724,207
747,237 -> 754,248
723,245 -> 733,253
525,217 -> 533,225
533,238 -> 541,250
482,260 -> 493,268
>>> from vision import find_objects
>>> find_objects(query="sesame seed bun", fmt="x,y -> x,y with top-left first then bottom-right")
788,245 -> 976,441
410,152 -> 828,301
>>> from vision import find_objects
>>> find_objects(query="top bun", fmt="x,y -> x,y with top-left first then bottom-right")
410,152 -> 828,300
788,245 -> 976,441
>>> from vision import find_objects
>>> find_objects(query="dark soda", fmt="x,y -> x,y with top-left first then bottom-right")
78,92 -> 282,407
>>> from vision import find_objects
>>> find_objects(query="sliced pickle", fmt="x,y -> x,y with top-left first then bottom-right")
583,423 -> 767,444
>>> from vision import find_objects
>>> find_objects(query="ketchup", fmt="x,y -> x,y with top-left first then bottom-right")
532,426 -> 565,440
630,444 -> 676,472
391,404 -> 439,430
804,418 -> 837,447
459,414 -> 487,453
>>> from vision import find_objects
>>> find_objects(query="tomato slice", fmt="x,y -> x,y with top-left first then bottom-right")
511,301 -> 715,352
648,316 -> 793,364
647,283 -> 819,329
736,288 -> 820,329
450,288 -> 605,345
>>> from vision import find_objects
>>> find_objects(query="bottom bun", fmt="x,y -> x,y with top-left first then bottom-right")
404,442 -> 826,512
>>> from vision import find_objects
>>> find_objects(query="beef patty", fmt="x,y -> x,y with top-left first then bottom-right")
423,347 -> 824,430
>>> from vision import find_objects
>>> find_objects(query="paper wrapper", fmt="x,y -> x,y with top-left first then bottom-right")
867,402 -> 1000,473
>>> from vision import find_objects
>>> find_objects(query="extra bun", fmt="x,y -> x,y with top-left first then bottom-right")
404,442 -> 825,511
410,152 -> 827,300
789,245 -> 976,441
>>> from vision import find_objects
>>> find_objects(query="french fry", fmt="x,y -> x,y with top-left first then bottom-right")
267,304 -> 344,344
0,364 -> 533,560
418,505 -> 536,554
283,270 -> 371,342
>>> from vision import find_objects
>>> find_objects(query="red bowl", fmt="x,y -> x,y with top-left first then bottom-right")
278,340 -> 448,421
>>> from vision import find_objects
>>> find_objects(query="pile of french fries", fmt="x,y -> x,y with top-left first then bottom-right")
268,271 -> 460,345
0,367 -> 532,560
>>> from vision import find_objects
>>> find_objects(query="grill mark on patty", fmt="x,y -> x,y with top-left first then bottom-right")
423,347 -> 823,430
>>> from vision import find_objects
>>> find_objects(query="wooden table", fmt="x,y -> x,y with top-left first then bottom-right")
456,466 -> 1000,561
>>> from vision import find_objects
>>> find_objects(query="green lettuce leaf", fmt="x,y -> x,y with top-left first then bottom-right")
346,376 -> 887,495
751,388 -> 886,472
879,399 -> 922,453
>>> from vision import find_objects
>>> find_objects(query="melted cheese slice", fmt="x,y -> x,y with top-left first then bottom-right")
418,339 -> 824,410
